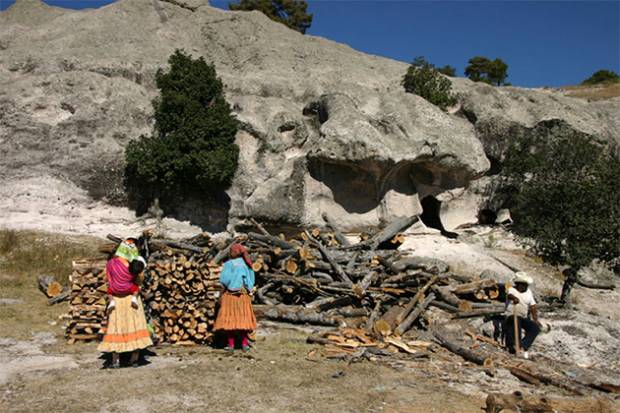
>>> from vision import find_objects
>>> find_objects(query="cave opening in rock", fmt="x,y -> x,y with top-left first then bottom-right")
420,195 -> 457,238
478,208 -> 497,225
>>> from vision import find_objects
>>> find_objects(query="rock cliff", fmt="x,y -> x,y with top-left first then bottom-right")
1,0 -> 618,232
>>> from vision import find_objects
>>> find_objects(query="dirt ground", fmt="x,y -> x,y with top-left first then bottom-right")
1,230 -> 619,413
0,230 -> 486,413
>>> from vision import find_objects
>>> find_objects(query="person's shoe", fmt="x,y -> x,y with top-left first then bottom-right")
242,345 -> 251,353
101,362 -> 119,370
224,346 -> 234,353
522,351 -> 529,360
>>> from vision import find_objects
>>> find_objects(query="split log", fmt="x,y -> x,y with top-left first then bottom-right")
394,292 -> 436,336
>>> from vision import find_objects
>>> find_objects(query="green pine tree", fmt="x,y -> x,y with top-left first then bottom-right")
124,50 -> 239,212
229,0 -> 313,34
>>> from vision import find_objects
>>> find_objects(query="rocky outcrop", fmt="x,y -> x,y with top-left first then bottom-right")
1,0 -> 618,232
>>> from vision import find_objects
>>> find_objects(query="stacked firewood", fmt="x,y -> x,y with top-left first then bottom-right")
142,249 -> 221,345
65,234 -> 223,345
65,259 -> 108,344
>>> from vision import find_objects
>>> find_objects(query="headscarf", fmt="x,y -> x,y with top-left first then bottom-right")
115,239 -> 140,262
230,243 -> 253,268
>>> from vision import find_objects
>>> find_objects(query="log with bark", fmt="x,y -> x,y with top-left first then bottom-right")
38,275 -> 64,298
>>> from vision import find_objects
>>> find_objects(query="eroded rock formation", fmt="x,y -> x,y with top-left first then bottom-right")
1,0 -> 618,232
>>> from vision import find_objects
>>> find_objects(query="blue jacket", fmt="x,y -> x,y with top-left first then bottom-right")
220,257 -> 255,291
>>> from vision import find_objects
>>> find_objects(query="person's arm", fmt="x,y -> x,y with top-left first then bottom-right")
246,267 -> 256,294
506,287 -> 520,304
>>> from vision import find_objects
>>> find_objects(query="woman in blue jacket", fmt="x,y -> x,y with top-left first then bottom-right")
213,243 -> 256,352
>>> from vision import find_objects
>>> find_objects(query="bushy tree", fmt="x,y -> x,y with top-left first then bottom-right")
229,0 -> 313,34
496,129 -> 620,271
581,69 -> 619,85
438,65 -> 456,77
402,56 -> 457,110
124,49 -> 239,211
465,56 -> 509,86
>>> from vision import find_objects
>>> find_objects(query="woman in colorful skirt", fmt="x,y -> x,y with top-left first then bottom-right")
214,243 -> 257,352
98,239 -> 153,368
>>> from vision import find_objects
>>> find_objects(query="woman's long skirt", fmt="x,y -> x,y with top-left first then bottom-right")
213,291 -> 257,332
97,295 -> 152,353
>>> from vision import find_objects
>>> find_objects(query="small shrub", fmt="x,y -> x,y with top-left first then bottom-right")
402,56 -> 457,110
581,69 -> 619,85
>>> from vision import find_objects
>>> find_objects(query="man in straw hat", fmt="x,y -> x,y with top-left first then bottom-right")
504,272 -> 541,359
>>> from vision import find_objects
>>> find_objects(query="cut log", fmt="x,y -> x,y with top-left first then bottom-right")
451,279 -> 497,295
432,329 -> 487,365
374,304 -> 402,336
367,215 -> 419,250
254,305 -> 340,326
395,275 -> 439,325
38,275 -> 63,298
453,307 -> 505,318
321,212 -> 350,246
304,231 -> 353,286
394,292 -> 436,336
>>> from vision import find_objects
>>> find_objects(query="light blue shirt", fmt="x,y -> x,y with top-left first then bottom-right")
220,257 -> 255,291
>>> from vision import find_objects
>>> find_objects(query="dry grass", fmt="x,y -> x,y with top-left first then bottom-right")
562,82 -> 620,100
0,229 -> 103,285
0,230 -> 105,339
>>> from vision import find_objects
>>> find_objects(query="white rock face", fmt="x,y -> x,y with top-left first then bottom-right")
1,0 -> 618,233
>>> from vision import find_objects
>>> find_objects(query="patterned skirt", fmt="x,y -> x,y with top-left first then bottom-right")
98,295 -> 152,353
213,291 -> 257,332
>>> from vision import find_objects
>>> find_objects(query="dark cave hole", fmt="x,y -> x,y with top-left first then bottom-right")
420,195 -> 458,239
486,156 -> 502,176
478,208 -> 497,225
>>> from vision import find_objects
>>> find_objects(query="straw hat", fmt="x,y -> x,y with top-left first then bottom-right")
513,271 -> 533,285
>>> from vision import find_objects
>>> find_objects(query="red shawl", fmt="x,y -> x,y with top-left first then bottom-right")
106,256 -> 139,296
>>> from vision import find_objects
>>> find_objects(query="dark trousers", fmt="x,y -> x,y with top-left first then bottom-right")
504,316 -> 540,352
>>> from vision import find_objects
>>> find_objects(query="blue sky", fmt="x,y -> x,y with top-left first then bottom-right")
1,0 -> 618,87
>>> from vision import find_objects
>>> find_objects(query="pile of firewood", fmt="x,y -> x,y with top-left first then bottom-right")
142,249 -> 221,345
65,259 -> 108,344
240,215 -> 505,339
